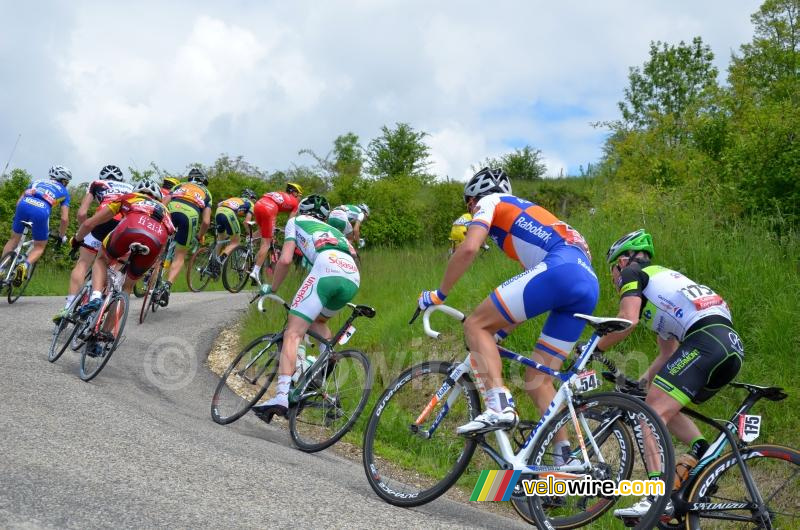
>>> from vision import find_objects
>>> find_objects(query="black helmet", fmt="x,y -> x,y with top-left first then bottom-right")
241,188 -> 256,200
99,164 -> 124,181
464,167 -> 511,203
187,167 -> 208,185
298,194 -> 330,221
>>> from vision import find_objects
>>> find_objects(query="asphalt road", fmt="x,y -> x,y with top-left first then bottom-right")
0,292 -> 528,529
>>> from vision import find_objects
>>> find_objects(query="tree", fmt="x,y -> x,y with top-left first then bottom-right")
474,145 -> 547,180
365,123 -> 432,179
618,37 -> 718,129
333,132 -> 363,177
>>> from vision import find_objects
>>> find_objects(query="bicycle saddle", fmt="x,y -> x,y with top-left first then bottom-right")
729,382 -> 787,401
573,313 -> 632,336
245,221 -> 257,226
21,221 -> 33,228
353,305 -> 376,319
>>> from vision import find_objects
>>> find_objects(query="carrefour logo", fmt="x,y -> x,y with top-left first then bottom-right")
514,217 -> 551,242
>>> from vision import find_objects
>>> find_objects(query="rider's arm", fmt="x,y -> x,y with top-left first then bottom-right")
640,336 -> 680,387
595,296 -> 641,352
75,206 -> 115,240
59,204 -> 70,239
271,239 -> 296,292
77,193 -> 93,225
438,223 -> 488,295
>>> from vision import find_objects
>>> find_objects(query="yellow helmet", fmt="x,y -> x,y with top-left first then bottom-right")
286,182 -> 303,195
162,176 -> 181,191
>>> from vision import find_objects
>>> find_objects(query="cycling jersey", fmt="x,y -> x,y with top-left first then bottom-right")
106,192 -> 173,225
88,180 -> 134,207
23,179 -> 71,208
327,208 -> 353,235
618,263 -> 732,342
284,215 -> 355,263
261,191 -> 299,213
12,179 -> 71,240
169,182 -> 212,212
333,204 -> 365,223
217,197 -> 253,216
254,192 -> 299,238
470,194 -> 591,270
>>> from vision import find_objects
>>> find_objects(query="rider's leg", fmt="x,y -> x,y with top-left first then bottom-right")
222,233 -> 239,257
2,232 -> 21,257
67,247 -> 95,301
26,240 -> 47,265
166,247 -> 188,283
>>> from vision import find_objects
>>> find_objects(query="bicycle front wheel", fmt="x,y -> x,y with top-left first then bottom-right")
362,361 -> 481,507
48,283 -> 91,363
686,444 -> 800,530
289,349 -> 371,453
80,292 -> 129,382
222,245 -> 250,293
187,246 -> 213,292
211,334 -> 281,424
525,392 -> 675,530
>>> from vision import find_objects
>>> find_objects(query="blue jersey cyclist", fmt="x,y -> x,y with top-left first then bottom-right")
2,165 -> 72,284
417,167 -> 599,437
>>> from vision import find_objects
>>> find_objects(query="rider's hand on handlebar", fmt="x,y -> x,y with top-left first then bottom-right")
417,289 -> 446,310
69,236 -> 82,251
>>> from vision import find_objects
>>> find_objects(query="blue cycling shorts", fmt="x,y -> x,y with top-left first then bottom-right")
491,245 -> 599,359
12,196 -> 52,241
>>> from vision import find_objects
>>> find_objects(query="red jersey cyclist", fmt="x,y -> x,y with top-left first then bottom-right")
249,182 -> 302,284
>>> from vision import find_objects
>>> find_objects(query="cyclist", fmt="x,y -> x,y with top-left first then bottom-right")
161,176 -> 181,201
214,189 -> 256,267
329,203 -> 368,247
595,230 -> 743,519
162,167 -> 213,305
1,165 -> 71,284
249,182 -> 302,284
54,165 -> 133,322
417,167 -> 599,437
250,194 -> 359,421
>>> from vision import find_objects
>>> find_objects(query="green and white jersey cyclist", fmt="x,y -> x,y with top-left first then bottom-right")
328,203 -> 369,244
251,194 -> 360,422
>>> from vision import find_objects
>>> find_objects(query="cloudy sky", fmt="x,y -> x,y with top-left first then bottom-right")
0,1 -> 761,183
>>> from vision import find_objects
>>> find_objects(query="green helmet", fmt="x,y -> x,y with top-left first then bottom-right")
606,229 -> 654,263
298,194 -> 330,221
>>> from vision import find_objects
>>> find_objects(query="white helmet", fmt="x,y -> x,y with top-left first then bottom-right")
358,203 -> 370,216
464,167 -> 511,203
48,165 -> 72,184
133,178 -> 163,201
99,164 -> 124,181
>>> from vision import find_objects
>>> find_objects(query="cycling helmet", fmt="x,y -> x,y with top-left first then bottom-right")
99,164 -> 124,181
358,203 -> 370,216
298,194 -> 330,220
162,176 -> 180,190
241,188 -> 256,200
187,167 -> 208,185
286,182 -> 303,195
606,229 -> 654,263
48,165 -> 72,185
464,167 -> 511,203
133,178 -> 163,201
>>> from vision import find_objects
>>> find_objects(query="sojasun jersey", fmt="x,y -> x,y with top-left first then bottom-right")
284,215 -> 355,264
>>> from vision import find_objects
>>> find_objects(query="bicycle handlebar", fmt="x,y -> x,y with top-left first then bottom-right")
252,292 -> 290,312
410,304 -> 466,339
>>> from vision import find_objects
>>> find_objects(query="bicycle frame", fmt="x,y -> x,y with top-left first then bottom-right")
2,227 -> 33,283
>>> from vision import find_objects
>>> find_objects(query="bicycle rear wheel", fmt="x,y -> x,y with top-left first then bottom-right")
222,245 -> 251,293
362,361 -> 481,507
187,246 -> 213,292
80,292 -> 129,382
211,333 -> 282,424
525,392 -> 675,530
686,444 -> 800,529
289,349 -> 371,453
139,260 -> 163,324
8,258 -> 35,304
48,283 -> 91,363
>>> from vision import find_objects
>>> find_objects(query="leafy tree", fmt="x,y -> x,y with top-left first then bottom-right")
365,123 -> 432,180
333,132 -> 363,177
474,145 -> 547,180
618,37 -> 718,129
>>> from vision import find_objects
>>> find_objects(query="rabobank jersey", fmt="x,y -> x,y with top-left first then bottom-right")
619,263 -> 732,341
24,179 -> 71,210
470,193 -> 591,270
88,179 -> 134,207
285,215 -> 355,264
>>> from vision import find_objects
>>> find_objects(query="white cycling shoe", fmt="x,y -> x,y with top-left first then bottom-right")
456,407 -> 518,435
613,495 -> 673,519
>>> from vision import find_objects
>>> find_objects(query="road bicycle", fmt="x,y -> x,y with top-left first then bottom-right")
186,223 -> 230,292
211,292 -> 376,452
553,353 -> 800,529
139,235 -> 175,324
0,221 -> 61,303
361,304 -> 675,530
220,223 -> 277,292
48,270 -> 92,364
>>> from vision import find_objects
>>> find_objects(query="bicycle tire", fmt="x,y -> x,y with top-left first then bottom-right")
510,408 -> 635,529
362,361 -> 481,507
222,245 -> 250,293
210,333 -> 282,424
8,258 -> 35,304
0,252 -> 17,299
290,349 -> 372,453
187,246 -> 213,292
685,444 -> 800,530
48,283 -> 91,363
139,259 -> 163,324
80,292 -> 129,382
526,392 -> 675,530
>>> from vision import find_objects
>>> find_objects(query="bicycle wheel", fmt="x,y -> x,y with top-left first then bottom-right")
8,259 -> 35,304
289,349 -> 372,453
139,260 -> 163,324
48,283 -> 91,362
362,361 -> 481,507
686,444 -> 800,529
80,292 -> 129,382
510,407 -> 635,529
187,246 -> 213,292
211,333 -> 282,424
525,392 -> 675,530
221,245 -> 250,293
0,252 -> 16,296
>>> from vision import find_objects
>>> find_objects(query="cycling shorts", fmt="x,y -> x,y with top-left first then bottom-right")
290,250 -> 360,323
327,209 -> 353,236
653,317 -> 743,406
168,200 -> 200,248
215,206 -> 240,237
253,197 -> 279,238
83,218 -> 120,253
103,213 -> 170,280
12,196 -> 52,241
491,245 -> 599,360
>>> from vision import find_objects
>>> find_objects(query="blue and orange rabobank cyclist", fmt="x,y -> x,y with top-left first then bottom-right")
2,165 -> 72,284
418,167 -> 599,440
